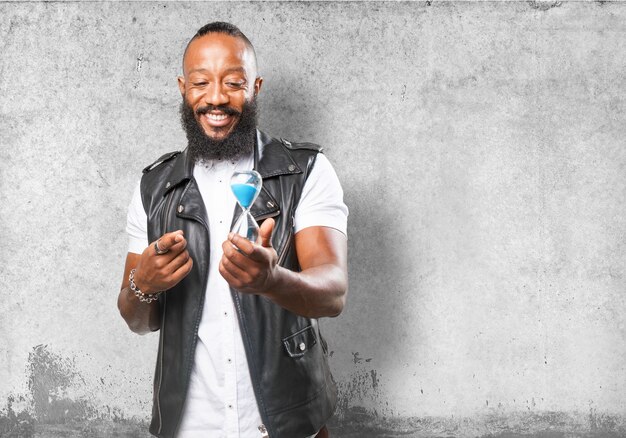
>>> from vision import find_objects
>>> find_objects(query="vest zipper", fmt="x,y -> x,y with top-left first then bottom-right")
233,222 -> 293,438
258,423 -> 269,437
156,188 -> 175,434
171,180 -> 211,436
156,294 -> 166,434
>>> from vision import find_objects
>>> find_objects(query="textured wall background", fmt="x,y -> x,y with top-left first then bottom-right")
1,1 -> 625,437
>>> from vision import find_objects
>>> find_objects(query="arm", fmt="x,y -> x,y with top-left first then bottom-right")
117,231 -> 193,334
219,219 -> 348,318
117,252 -> 161,335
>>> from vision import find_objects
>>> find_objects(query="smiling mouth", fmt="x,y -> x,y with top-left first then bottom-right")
206,113 -> 228,122
202,112 -> 237,129
196,104 -> 240,129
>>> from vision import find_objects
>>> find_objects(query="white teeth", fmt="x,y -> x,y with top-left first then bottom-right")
206,113 -> 228,121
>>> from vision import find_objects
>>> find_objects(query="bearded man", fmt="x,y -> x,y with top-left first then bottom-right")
117,22 -> 348,438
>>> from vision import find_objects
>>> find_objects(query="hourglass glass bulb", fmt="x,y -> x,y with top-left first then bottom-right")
230,170 -> 262,241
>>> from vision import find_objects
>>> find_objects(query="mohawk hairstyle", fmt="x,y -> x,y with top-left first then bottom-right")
184,21 -> 256,58
194,22 -> 253,46
182,21 -> 256,70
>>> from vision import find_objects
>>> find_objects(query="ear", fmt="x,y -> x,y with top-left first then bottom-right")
177,76 -> 186,97
253,77 -> 263,97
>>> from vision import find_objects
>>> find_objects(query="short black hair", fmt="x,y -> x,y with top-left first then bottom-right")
193,21 -> 253,48
183,21 -> 256,62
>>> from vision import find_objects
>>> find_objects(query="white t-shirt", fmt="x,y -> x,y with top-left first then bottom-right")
126,144 -> 348,438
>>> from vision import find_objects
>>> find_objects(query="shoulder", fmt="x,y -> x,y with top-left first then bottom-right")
277,138 -> 324,175
142,151 -> 181,174
257,131 -> 324,179
280,138 -> 324,154
258,130 -> 323,155
139,150 -> 186,208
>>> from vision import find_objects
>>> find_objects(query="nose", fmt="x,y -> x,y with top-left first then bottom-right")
204,82 -> 229,106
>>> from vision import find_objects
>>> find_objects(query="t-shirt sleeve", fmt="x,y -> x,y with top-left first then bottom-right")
293,153 -> 349,236
126,179 -> 149,254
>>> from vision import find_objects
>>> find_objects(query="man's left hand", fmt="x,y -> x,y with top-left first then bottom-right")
219,218 -> 278,294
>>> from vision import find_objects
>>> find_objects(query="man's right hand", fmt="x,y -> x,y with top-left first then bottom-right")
132,230 -> 193,294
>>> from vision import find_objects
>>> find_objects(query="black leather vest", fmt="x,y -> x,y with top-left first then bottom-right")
140,131 -> 337,438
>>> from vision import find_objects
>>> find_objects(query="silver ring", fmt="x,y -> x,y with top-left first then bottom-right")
154,239 -> 169,255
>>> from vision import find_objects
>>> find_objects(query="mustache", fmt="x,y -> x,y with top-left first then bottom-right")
195,104 -> 241,117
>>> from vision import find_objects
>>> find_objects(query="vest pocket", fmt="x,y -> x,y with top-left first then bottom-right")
266,323 -> 330,415
282,325 -> 317,358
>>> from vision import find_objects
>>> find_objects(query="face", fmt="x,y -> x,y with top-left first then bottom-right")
178,33 -> 262,141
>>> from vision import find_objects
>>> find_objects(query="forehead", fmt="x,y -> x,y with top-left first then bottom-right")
183,33 -> 255,76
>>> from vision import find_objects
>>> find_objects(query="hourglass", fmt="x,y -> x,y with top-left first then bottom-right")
230,170 -> 263,242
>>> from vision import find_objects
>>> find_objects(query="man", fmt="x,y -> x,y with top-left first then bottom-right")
117,22 -> 348,438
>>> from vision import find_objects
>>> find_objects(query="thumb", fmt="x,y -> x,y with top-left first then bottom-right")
258,218 -> 275,248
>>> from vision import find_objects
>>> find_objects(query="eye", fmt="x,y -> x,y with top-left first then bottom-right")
225,80 -> 246,89
192,81 -> 208,87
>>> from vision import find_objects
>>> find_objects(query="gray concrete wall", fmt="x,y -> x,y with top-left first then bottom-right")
1,1 -> 625,437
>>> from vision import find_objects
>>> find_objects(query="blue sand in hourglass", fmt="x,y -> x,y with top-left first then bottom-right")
230,170 -> 262,242
231,184 -> 258,209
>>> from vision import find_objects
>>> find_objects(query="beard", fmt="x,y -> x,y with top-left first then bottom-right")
180,97 -> 258,163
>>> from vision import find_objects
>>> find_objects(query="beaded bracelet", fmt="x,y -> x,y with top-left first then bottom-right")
129,268 -> 161,304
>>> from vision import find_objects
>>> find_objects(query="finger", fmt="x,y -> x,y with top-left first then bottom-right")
165,236 -> 187,255
165,256 -> 193,288
220,255 -> 248,282
258,218 -> 275,248
228,232 -> 254,256
172,255 -> 193,279
152,235 -> 187,261
155,230 -> 185,252
219,260 -> 237,286
222,239 -> 254,271
219,258 -> 247,288
165,249 -> 191,274
150,239 -> 186,268
243,244 -> 271,263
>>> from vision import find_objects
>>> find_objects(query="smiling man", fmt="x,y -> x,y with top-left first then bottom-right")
117,22 -> 348,438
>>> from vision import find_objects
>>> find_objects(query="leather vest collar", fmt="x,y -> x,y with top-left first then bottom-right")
155,130 -> 304,222
158,130 -> 302,195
